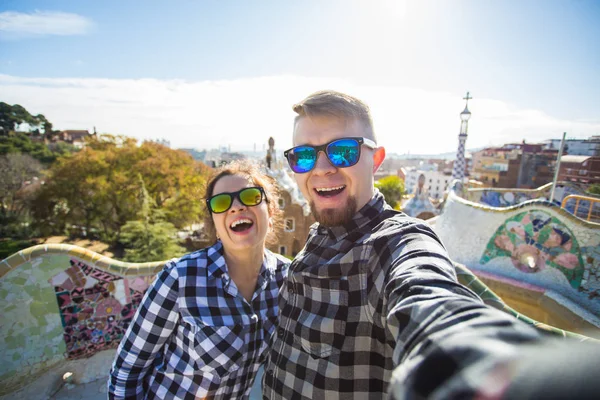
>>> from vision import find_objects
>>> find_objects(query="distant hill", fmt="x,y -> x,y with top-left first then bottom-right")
180,147 -> 485,162
388,147 -> 484,160
180,148 -> 206,161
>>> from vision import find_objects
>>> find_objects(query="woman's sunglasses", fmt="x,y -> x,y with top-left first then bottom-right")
206,187 -> 267,214
283,137 -> 377,174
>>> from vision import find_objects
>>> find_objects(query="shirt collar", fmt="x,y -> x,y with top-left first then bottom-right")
206,240 -> 274,282
316,190 -> 387,240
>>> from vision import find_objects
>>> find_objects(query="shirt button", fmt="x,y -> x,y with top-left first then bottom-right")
288,285 -> 294,293
277,328 -> 284,337
267,369 -> 274,376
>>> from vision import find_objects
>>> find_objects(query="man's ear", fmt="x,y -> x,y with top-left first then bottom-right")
373,147 -> 386,173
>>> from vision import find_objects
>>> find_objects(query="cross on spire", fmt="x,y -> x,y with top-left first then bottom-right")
463,91 -> 472,106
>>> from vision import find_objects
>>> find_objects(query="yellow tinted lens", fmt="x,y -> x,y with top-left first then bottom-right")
239,187 -> 262,206
209,193 -> 232,213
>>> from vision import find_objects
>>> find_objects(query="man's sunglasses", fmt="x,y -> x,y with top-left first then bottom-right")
206,187 -> 266,214
283,137 -> 377,174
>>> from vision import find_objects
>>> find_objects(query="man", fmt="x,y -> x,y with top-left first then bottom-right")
262,90 -> 599,399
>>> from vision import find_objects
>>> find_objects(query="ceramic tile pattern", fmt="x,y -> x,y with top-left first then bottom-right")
0,245 -> 163,396
2,206 -> 599,397
435,186 -> 600,322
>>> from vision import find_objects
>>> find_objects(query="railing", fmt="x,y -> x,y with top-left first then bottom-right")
561,194 -> 600,222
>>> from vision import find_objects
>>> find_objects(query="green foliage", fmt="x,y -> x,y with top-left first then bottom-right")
375,175 -> 405,209
0,153 -> 43,238
0,133 -> 77,164
0,239 -> 37,260
120,220 -> 185,262
120,176 -> 185,262
0,102 -> 52,135
33,134 -> 211,245
588,184 -> 600,196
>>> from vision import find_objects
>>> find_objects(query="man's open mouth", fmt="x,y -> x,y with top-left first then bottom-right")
314,185 -> 346,198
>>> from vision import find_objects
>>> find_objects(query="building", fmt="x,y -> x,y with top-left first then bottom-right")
152,138 -> 171,148
265,168 -> 315,258
203,150 -> 247,168
54,130 -> 92,148
557,155 -> 600,186
451,92 -> 473,182
544,136 -> 600,157
471,143 -> 557,188
403,167 -> 453,200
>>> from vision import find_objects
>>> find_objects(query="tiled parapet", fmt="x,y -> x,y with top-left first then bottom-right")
0,243 -> 596,396
435,189 -> 600,335
464,181 -> 588,207
0,245 -> 164,396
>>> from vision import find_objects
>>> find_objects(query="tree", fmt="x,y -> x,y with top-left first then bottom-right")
119,175 -> 185,262
588,184 -> 600,196
0,153 -> 43,237
0,102 -> 53,135
33,134 -> 211,244
375,175 -> 405,209
0,132 -> 77,164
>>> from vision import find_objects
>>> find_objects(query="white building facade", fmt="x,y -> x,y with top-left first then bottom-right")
404,167 -> 453,200
544,137 -> 600,157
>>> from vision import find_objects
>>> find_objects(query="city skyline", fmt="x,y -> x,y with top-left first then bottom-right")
1,0 -> 599,154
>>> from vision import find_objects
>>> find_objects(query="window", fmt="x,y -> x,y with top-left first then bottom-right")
278,198 -> 285,209
279,246 -> 287,256
284,218 -> 295,232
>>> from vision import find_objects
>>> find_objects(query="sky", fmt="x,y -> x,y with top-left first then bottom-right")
1,0 -> 599,155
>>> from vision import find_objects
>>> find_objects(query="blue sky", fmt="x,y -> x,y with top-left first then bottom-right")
1,0 -> 599,154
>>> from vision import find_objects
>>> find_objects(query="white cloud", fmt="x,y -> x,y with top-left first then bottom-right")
0,11 -> 93,38
0,74 -> 598,155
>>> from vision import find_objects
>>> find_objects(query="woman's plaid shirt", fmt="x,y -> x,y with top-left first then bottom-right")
263,192 -> 540,399
108,242 -> 289,399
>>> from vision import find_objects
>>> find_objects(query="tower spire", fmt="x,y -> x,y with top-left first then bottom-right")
451,91 -> 473,182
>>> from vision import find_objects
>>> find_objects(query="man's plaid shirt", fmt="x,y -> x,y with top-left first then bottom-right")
263,191 -> 540,399
108,242 -> 289,399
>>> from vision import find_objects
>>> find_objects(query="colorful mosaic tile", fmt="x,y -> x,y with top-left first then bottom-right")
481,210 -> 585,288
480,190 -> 538,207
48,258 -> 152,360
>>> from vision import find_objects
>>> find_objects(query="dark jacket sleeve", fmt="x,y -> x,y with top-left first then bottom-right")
379,220 -> 550,399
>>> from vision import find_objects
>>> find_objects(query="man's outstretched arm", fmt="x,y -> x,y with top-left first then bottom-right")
379,220 -> 557,399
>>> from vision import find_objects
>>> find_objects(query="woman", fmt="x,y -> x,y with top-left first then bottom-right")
108,161 -> 289,399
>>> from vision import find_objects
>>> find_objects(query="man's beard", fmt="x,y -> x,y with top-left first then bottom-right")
310,196 -> 357,227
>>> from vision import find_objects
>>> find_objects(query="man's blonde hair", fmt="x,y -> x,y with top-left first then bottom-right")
292,90 -> 376,141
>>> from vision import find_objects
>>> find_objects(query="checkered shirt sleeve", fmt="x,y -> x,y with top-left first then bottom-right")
108,242 -> 289,399
263,192 -> 542,399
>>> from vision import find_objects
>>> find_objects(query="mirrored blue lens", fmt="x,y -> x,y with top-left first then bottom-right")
326,139 -> 360,167
289,146 -> 316,173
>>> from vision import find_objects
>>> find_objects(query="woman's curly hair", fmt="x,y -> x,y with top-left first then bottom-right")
203,160 -> 283,246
